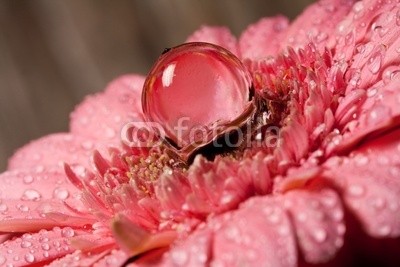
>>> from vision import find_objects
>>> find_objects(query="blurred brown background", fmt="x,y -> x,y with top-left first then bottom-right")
0,0 -> 313,171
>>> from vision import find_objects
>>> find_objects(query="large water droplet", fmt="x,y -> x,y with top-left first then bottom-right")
142,42 -> 254,162
21,189 -> 42,201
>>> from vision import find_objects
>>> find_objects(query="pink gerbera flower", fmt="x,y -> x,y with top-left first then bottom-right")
2,0 -> 400,266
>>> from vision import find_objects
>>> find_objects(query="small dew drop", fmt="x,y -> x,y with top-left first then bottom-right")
313,228 -> 327,243
41,243 -> 50,251
17,204 -> 30,212
337,224 -> 346,235
354,154 -> 369,166
366,88 -> 377,97
20,241 -> 32,248
23,175 -> 34,184
170,250 -> 189,266
352,1 -> 364,16
81,141 -> 94,150
396,9 -> 400,26
378,225 -> 391,236
21,189 -> 42,201
348,184 -> 365,197
53,188 -> 69,200
0,204 -> 8,212
0,255 -> 5,265
105,128 -> 116,139
367,52 -> 383,74
383,66 -> 400,84
61,227 -> 75,238
24,253 -> 34,263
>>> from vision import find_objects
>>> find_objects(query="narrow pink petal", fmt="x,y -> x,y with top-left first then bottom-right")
283,189 -> 345,263
0,227 -> 88,266
324,129 -> 400,238
0,199 -> 94,232
8,133 -> 106,171
211,197 -> 297,267
186,26 -> 239,56
0,168 -> 78,200
280,0 -> 356,52
239,16 -> 289,60
70,75 -> 145,144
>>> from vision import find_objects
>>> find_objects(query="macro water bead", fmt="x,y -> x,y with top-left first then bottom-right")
142,42 -> 255,160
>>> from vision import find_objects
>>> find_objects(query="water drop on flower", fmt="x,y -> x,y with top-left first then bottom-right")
313,228 -> 327,243
17,204 -> 30,212
23,175 -> 34,184
21,189 -> 42,201
170,249 -> 189,266
61,227 -> 75,238
347,184 -> 365,197
142,42 -> 255,161
367,49 -> 383,74
0,255 -> 5,265
53,187 -> 69,200
20,241 -> 32,248
41,243 -> 50,251
0,203 -> 8,212
378,224 -> 391,236
383,66 -> 400,84
24,253 -> 34,263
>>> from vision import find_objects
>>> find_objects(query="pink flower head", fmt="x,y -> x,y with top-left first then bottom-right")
2,0 -> 400,266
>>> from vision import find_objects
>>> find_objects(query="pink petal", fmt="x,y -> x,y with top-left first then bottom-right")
8,133 -> 107,170
162,226 -> 212,267
0,169 -> 93,232
93,250 -> 129,267
239,16 -> 289,60
0,227 -> 88,266
280,0 -> 356,52
0,168 -> 77,200
70,75 -> 145,144
324,129 -> 400,238
283,189 -> 345,263
333,1 -> 400,78
327,1 -> 400,153
211,197 -> 297,267
0,199 -> 94,232
47,250 -> 110,267
186,26 -> 239,56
